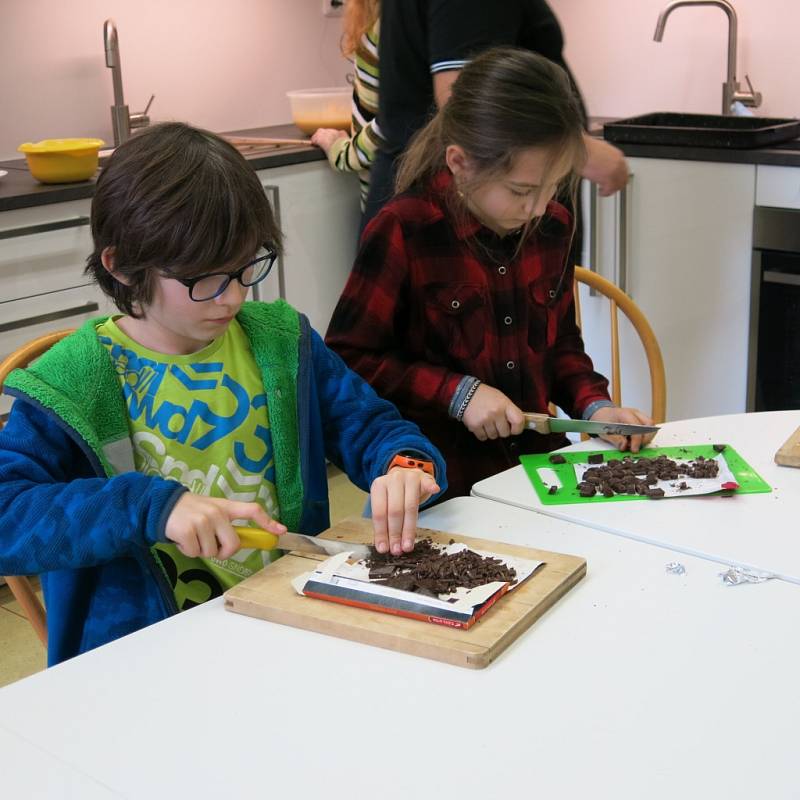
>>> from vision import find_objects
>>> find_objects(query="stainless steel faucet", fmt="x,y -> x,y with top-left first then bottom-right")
653,0 -> 761,116
103,19 -> 154,147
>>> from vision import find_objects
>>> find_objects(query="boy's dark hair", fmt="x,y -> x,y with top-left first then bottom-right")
86,122 -> 282,317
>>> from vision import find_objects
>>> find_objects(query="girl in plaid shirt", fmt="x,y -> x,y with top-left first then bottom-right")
326,47 -> 654,499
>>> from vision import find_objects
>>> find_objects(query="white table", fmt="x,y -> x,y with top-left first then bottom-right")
473,411 -> 800,583
0,725 -> 123,798
0,497 -> 798,799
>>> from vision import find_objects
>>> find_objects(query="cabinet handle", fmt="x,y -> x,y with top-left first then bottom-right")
0,216 -> 90,241
260,185 -> 285,301
617,174 -> 634,297
587,182 -> 599,297
0,301 -> 99,333
763,270 -> 800,287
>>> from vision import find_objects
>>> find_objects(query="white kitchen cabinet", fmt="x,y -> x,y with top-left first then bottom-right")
0,199 -> 116,416
756,165 -> 800,209
579,157 -> 756,421
256,161 -> 361,335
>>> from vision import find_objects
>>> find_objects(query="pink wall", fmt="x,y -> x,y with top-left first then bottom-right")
550,0 -> 800,119
0,0 -> 348,160
4,0 -> 796,162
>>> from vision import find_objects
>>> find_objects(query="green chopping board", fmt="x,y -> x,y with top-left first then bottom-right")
520,444 -> 772,506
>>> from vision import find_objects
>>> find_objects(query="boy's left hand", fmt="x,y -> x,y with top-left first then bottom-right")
590,406 -> 656,453
370,467 -> 441,556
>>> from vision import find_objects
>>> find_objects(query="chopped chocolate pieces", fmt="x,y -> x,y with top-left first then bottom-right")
712,444 -> 727,453
549,454 -> 567,464
587,453 -> 604,464
364,538 -> 516,597
547,484 -> 559,495
576,454 -> 720,500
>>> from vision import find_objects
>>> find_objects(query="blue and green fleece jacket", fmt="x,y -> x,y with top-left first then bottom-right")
0,300 -> 446,666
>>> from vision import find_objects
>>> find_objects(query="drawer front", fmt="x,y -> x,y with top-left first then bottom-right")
756,165 -> 800,209
0,284 -> 115,418
0,199 -> 94,302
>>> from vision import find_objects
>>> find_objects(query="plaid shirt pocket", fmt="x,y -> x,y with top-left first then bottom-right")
527,279 -> 560,351
423,283 -> 487,361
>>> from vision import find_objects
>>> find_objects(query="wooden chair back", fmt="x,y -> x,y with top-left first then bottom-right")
573,267 -> 666,424
0,329 -> 75,648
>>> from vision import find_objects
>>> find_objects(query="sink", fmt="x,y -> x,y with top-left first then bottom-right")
604,113 -> 800,149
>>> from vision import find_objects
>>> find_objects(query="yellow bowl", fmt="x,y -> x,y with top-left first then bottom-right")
17,138 -> 105,184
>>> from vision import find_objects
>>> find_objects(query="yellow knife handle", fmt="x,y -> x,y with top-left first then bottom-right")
233,526 -> 281,551
523,412 -> 551,434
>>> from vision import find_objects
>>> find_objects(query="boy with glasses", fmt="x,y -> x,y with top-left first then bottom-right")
0,123 -> 445,665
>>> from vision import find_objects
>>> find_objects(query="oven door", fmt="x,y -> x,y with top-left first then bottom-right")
749,207 -> 800,411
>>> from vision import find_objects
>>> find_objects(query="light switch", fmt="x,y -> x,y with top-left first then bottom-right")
322,0 -> 343,17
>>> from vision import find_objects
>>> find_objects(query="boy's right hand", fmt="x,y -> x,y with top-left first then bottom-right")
461,384 -> 526,441
164,493 -> 286,560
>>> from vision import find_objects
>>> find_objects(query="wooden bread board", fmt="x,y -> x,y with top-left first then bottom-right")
224,516 -> 586,669
775,425 -> 800,467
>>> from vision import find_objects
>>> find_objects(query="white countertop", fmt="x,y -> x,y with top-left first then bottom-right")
473,410 -> 800,582
1,496 -> 798,799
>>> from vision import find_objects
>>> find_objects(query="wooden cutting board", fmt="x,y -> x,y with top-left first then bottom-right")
224,516 -> 586,669
775,425 -> 800,467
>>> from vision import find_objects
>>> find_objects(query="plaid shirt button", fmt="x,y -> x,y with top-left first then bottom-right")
498,266 -> 507,275
451,300 -> 460,309
504,316 -> 512,325
506,360 -> 515,370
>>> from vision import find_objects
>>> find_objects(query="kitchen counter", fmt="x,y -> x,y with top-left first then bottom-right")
588,115 -> 800,168
0,124 -> 324,213
4,118 -> 800,214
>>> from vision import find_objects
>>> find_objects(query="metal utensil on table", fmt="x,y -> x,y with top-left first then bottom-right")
233,526 -> 370,560
523,412 -> 659,437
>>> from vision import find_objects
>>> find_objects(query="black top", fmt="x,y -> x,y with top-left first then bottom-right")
378,0 -> 585,155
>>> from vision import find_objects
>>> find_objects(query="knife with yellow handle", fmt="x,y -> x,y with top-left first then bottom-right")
233,526 -> 371,560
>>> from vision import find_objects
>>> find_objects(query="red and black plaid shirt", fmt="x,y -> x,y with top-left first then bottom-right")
326,171 -> 610,498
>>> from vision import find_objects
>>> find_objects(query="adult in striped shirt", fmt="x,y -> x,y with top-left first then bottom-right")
311,0 -> 383,211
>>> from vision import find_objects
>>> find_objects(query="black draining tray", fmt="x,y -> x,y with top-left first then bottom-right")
604,112 -> 800,149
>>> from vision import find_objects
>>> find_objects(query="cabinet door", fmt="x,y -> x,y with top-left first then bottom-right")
578,158 -> 756,421
0,200 -> 93,303
256,162 -> 361,334
0,283 -> 116,417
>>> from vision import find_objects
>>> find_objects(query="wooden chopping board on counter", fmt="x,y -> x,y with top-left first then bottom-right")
775,425 -> 800,467
224,516 -> 586,669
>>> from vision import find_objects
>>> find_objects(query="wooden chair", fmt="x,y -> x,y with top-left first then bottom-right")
573,267 -> 666,424
0,329 -> 74,648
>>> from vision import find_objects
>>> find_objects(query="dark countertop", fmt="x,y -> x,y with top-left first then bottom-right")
588,116 -> 800,168
0,124 -> 324,213
3,119 -> 800,213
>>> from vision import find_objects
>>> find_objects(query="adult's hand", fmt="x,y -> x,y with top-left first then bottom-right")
581,135 -> 629,197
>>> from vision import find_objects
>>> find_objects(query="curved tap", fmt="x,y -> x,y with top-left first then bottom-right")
653,0 -> 760,115
103,19 -> 153,147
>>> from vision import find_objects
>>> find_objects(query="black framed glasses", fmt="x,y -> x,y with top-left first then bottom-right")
172,244 -> 278,302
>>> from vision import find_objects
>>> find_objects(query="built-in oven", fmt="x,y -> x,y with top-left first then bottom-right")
748,206 -> 800,411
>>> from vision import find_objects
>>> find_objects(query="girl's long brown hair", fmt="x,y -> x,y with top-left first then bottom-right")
341,0 -> 379,57
395,47 -> 586,231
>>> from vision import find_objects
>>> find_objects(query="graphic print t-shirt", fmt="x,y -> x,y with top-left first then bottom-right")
97,317 -> 281,610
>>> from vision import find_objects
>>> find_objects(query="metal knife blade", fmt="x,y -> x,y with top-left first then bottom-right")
233,527 -> 370,560
523,412 -> 658,437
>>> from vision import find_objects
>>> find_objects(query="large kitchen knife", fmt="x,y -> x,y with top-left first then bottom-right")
523,412 -> 659,437
233,526 -> 370,560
